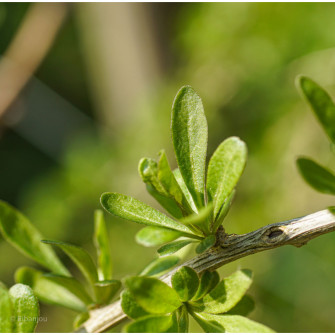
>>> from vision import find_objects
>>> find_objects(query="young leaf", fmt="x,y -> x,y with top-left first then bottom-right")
94,210 -> 112,281
125,276 -> 182,314
192,271 -> 220,301
196,313 -> 274,333
0,283 -> 13,332
94,280 -> 121,305
171,266 -> 199,302
0,201 -> 68,276
42,240 -> 98,288
191,311 -> 226,333
172,86 -> 208,209
121,289 -> 150,320
297,157 -> 335,195
176,305 -> 189,332
9,284 -> 39,333
73,312 -> 89,329
124,314 -> 173,333
298,76 -> 335,144
135,226 -> 182,247
100,192 -> 196,235
140,255 -> 180,277
207,137 -> 247,219
181,204 -> 213,235
200,269 -> 252,314
212,190 -> 235,233
157,239 -> 197,256
227,295 -> 255,316
196,235 -> 216,254
15,267 -> 92,312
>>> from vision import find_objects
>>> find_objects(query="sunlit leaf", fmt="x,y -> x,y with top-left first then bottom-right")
100,192 -> 197,235
125,276 -> 181,314
207,137 -> 247,219
212,190 -> 235,233
124,314 -> 173,333
181,204 -> 213,235
172,86 -> 208,209
0,201 -> 68,276
94,280 -> 121,305
297,157 -> 335,195
135,226 -> 182,247
140,256 -> 180,277
0,282 -> 13,332
192,271 -> 220,301
157,239 -> 197,256
121,289 -> 150,320
191,311 -> 225,333
73,312 -> 89,329
299,76 -> 335,144
9,284 -> 39,333
171,266 -> 199,302
196,235 -> 216,254
176,305 -> 189,332
94,210 -> 112,280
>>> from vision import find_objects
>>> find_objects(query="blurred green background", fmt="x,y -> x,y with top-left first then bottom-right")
1,3 -> 335,332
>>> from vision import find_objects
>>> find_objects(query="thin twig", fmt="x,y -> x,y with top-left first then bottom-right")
78,208 -> 335,333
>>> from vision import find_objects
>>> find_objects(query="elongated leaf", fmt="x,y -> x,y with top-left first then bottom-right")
157,239 -> 196,256
207,137 -> 247,219
140,256 -> 180,277
176,305 -> 189,332
172,266 -> 199,302
0,283 -> 13,332
94,210 -> 112,281
125,276 -> 181,314
15,267 -> 91,312
0,201 -> 68,276
124,314 -> 173,333
200,269 -> 252,314
181,204 -> 213,235
299,76 -> 335,144
121,290 -> 150,320
9,284 -> 39,333
135,226 -> 182,247
42,240 -> 98,288
94,280 -> 121,305
158,150 -> 194,215
191,311 -> 225,333
196,235 -> 216,254
196,313 -> 274,333
212,190 -> 235,233
192,271 -> 220,301
227,295 -> 255,316
100,192 -> 196,235
172,86 -> 208,209
73,312 -> 89,329
297,157 -> 335,195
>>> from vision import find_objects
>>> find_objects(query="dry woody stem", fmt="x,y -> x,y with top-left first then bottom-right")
78,208 -> 335,333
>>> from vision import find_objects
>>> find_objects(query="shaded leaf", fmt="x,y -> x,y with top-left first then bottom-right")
140,256 -> 180,277
0,201 -> 68,276
100,192 -> 196,235
94,210 -> 112,281
9,284 -> 39,333
73,312 -> 89,329
172,266 -> 199,302
196,235 -> 216,254
135,226 -> 182,247
207,137 -> 247,219
121,289 -> 150,320
200,269 -> 252,314
181,204 -> 213,235
0,282 -> 13,332
172,86 -> 208,209
192,271 -> 220,301
176,305 -> 189,332
15,267 -> 92,312
125,276 -> 181,314
297,157 -> 335,195
212,190 -> 235,233
299,76 -> 335,144
124,314 -> 173,333
157,239 -> 196,256
94,280 -> 121,305
191,311 -> 225,333
227,295 -> 255,316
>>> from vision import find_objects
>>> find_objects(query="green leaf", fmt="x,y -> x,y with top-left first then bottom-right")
196,235 -> 216,254
94,210 -> 112,281
171,266 -> 199,302
94,280 -> 121,305
42,240 -> 98,291
9,284 -> 39,333
121,289 -> 150,320
212,190 -> 235,233
0,201 -> 68,276
135,226 -> 182,247
73,312 -> 89,329
297,157 -> 335,195
196,313 -> 274,333
15,267 -> 92,312
172,86 -> 208,209
140,256 -> 180,277
124,314 -> 173,333
181,204 -> 213,235
0,283 -> 13,332
200,269 -> 253,314
227,295 -> 255,316
191,311 -> 225,333
298,76 -> 335,144
176,305 -> 189,332
192,271 -> 220,301
100,192 -> 196,236
125,276 -> 182,314
157,239 -> 196,256
207,137 -> 247,219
